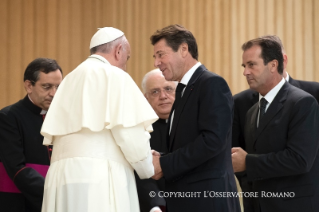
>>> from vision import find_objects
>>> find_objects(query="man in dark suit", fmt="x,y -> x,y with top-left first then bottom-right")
135,69 -> 177,212
232,35 -> 319,149
150,24 -> 240,212
232,35 -> 319,212
232,37 -> 319,212
0,58 -> 63,212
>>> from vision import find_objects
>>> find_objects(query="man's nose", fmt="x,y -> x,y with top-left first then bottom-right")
49,87 -> 58,96
243,68 -> 250,76
154,58 -> 161,68
159,90 -> 168,99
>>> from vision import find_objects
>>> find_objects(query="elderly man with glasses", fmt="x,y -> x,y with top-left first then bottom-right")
134,69 -> 177,212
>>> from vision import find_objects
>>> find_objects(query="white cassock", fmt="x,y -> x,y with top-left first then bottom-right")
40,54 -> 158,212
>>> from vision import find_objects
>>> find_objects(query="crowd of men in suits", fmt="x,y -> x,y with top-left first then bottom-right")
0,24 -> 318,212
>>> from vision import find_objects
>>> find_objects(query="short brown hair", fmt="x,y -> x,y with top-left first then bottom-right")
150,24 -> 198,60
242,37 -> 284,74
260,35 -> 285,52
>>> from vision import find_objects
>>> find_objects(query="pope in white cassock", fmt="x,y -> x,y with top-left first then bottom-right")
40,27 -> 158,212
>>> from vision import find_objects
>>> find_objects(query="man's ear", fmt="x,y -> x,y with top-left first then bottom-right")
24,80 -> 33,94
114,44 -> 123,61
179,43 -> 188,58
283,54 -> 288,70
144,93 -> 149,100
269,60 -> 278,73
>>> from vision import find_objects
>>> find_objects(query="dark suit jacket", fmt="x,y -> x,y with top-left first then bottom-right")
135,119 -> 167,212
232,77 -> 319,211
0,96 -> 51,212
245,82 -> 319,212
160,65 -> 241,212
232,77 -> 319,149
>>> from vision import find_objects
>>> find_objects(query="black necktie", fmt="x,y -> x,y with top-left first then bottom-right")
174,83 -> 186,110
259,97 -> 268,123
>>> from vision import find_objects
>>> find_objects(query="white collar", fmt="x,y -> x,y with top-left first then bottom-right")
180,62 -> 202,86
285,72 -> 290,82
259,77 -> 285,111
28,95 -> 47,115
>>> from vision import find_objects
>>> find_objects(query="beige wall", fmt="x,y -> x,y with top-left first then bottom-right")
1,0 -> 318,109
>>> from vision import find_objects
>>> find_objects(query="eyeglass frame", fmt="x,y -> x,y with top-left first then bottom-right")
29,80 -> 60,91
148,86 -> 175,98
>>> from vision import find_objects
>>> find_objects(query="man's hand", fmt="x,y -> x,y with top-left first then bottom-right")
151,150 -> 161,156
231,147 -> 248,172
152,151 -> 163,180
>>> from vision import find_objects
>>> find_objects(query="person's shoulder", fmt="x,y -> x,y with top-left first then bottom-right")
0,99 -> 23,115
233,89 -> 258,101
71,58 -> 129,79
293,79 -> 319,87
0,99 -> 25,123
287,83 -> 317,103
198,67 -> 227,84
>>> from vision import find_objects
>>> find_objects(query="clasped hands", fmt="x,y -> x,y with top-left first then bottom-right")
151,150 -> 163,180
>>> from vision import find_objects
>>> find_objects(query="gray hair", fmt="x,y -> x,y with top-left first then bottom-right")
141,69 -> 178,94
141,69 -> 162,94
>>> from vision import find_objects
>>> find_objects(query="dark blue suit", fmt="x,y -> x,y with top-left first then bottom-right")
232,77 -> 319,211
245,82 -> 319,212
160,65 -> 241,211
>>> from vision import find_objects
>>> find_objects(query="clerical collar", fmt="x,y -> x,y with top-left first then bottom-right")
26,95 -> 47,115
157,118 -> 167,124
40,110 -> 47,115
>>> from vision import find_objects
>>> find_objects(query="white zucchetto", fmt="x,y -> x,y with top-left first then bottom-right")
89,27 -> 124,49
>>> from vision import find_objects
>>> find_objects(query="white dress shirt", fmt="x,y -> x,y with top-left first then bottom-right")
169,62 -> 202,134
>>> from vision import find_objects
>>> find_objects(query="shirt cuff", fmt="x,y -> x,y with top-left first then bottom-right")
150,206 -> 161,212
132,150 -> 154,179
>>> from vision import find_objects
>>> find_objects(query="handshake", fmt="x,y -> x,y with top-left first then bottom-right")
151,150 -> 163,180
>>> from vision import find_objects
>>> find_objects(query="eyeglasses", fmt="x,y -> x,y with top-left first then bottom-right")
30,81 -> 59,91
149,86 -> 175,97
40,84 -> 59,91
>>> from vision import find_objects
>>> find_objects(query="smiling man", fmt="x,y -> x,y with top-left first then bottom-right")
150,24 -> 240,212
0,58 -> 63,212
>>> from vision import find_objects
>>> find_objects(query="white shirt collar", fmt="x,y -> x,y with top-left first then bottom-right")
180,62 -> 202,86
259,77 -> 286,111
285,72 -> 289,82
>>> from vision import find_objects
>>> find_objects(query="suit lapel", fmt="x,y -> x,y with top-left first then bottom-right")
246,103 -> 258,153
253,82 -> 289,144
168,65 -> 205,151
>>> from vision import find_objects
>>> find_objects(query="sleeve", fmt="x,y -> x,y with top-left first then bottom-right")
111,123 -> 154,179
160,76 -> 233,181
0,111 -> 44,211
232,95 -> 244,148
134,171 -> 165,212
246,96 -> 319,180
